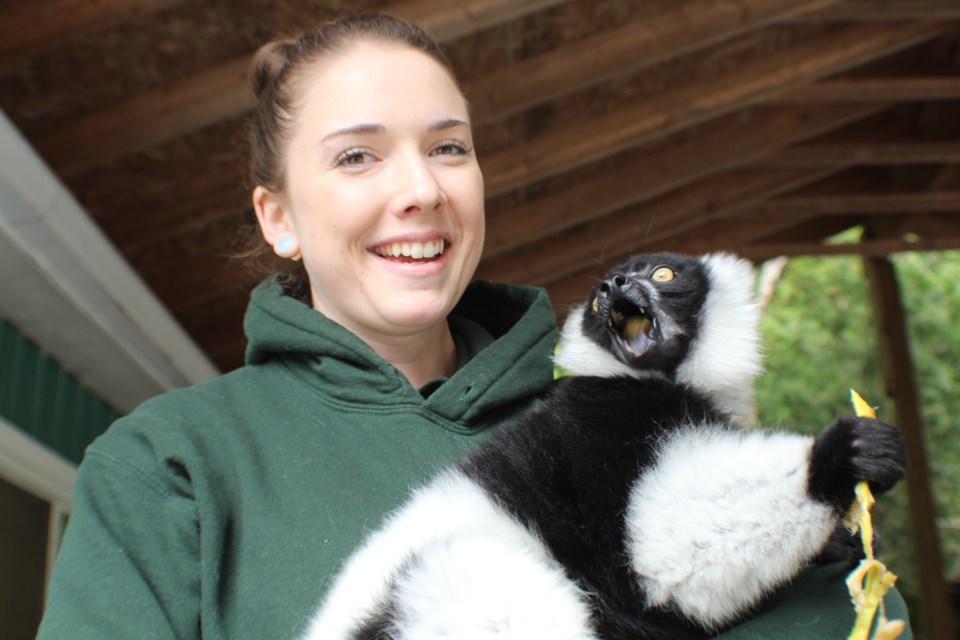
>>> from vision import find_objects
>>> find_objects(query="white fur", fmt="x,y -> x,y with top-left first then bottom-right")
624,425 -> 835,629
676,253 -> 763,424
385,534 -> 596,639
553,253 -> 763,422
302,471 -> 597,639
554,306 -> 648,379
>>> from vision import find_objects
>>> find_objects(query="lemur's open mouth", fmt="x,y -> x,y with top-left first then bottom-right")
607,296 -> 654,358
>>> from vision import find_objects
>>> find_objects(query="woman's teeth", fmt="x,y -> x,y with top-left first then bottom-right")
374,240 -> 445,259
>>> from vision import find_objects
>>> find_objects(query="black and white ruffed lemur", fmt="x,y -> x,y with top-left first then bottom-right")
302,252 -> 907,640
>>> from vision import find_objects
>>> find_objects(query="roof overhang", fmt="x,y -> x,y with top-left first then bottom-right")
0,109 -> 218,413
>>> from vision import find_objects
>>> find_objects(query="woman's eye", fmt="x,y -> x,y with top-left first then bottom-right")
652,267 -> 675,282
432,140 -> 470,156
336,148 -> 374,167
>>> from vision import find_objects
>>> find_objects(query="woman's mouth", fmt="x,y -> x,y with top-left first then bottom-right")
372,239 -> 446,262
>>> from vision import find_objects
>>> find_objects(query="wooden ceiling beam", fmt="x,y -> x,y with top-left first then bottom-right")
480,21 -> 950,196
538,214 -> 850,310
0,0 -> 188,63
774,77 -> 960,103
742,234 -> 960,259
483,103 -> 883,259
794,0 -> 960,21
466,0 -> 843,121
875,213 -> 960,238
742,191 -> 960,217
543,215 -> 960,310
927,162 -> 960,190
389,0 -> 570,41
35,15 -> 947,180
478,167 -> 838,286
35,58 -> 255,178
752,141 -> 960,168
30,0 -> 562,177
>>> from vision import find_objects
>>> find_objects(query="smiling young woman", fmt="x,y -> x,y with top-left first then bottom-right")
35,12 -> 909,640
36,14 -> 560,640
251,38 -> 485,388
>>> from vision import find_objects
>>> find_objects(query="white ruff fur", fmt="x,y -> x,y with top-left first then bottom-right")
553,253 -> 763,424
676,253 -> 762,424
625,426 -> 835,629
302,471 -> 596,639
554,305 -> 647,379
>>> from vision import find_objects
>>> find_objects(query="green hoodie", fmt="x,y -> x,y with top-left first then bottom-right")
38,279 -> 558,640
37,278 -> 911,639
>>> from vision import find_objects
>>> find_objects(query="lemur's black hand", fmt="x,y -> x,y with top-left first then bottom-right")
808,416 -> 907,513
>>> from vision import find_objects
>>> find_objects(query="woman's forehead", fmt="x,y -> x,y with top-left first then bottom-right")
294,41 -> 468,122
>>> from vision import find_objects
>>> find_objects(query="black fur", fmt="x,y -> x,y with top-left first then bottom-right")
460,376 -> 725,639
581,253 -> 710,377
809,416 -> 908,513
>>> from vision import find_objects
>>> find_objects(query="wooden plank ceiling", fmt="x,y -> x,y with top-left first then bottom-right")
1,0 -> 958,372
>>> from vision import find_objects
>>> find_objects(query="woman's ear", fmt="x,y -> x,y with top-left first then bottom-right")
253,185 -> 301,259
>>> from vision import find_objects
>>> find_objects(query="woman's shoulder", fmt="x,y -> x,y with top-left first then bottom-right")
83,364 -> 274,469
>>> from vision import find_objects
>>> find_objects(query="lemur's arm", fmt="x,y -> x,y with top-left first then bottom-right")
623,417 -> 906,630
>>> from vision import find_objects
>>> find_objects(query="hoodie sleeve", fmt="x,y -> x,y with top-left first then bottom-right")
36,442 -> 201,640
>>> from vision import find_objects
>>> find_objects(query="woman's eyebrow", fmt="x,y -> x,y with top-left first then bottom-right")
322,123 -> 386,142
429,118 -> 470,132
321,118 -> 469,142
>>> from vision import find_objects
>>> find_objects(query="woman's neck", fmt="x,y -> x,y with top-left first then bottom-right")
361,323 -> 457,390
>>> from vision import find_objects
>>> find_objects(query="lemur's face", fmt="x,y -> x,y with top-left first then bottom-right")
580,253 -> 710,374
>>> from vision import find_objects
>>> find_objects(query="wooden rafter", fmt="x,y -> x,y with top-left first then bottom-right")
741,234 -> 960,258
388,0 -> 570,41
480,21 -> 951,196
29,0 -> 565,176
478,167 -> 837,286
753,141 -> 960,168
0,0 -> 188,62
483,103 -> 883,258
466,0 -> 843,121
33,16 -> 950,180
742,191 -> 960,217
797,0 -> 960,21
776,77 -> 960,104
542,217 -> 960,309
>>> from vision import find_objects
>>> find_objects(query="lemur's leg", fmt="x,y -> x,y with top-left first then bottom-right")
303,471 -> 597,640
367,531 -> 597,639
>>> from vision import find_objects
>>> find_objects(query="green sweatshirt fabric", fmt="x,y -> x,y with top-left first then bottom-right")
37,277 -> 911,639
38,278 -> 558,640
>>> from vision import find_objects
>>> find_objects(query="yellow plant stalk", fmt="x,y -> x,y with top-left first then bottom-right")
845,390 -> 905,640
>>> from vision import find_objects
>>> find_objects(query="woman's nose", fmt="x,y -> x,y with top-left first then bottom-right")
392,154 -> 445,215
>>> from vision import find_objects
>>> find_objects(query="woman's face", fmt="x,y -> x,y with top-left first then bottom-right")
255,40 -> 485,343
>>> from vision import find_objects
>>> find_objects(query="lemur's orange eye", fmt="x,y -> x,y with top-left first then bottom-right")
652,267 -> 675,282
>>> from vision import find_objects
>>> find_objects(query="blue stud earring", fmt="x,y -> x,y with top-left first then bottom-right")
277,235 -> 294,254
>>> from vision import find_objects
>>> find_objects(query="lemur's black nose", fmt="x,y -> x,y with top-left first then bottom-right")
599,274 -> 627,298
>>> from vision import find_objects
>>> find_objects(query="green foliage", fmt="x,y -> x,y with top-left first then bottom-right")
754,250 -> 960,619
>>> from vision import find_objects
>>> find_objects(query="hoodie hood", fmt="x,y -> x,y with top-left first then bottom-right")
243,277 -> 558,428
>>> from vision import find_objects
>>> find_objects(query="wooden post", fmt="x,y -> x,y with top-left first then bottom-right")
863,254 -> 957,639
